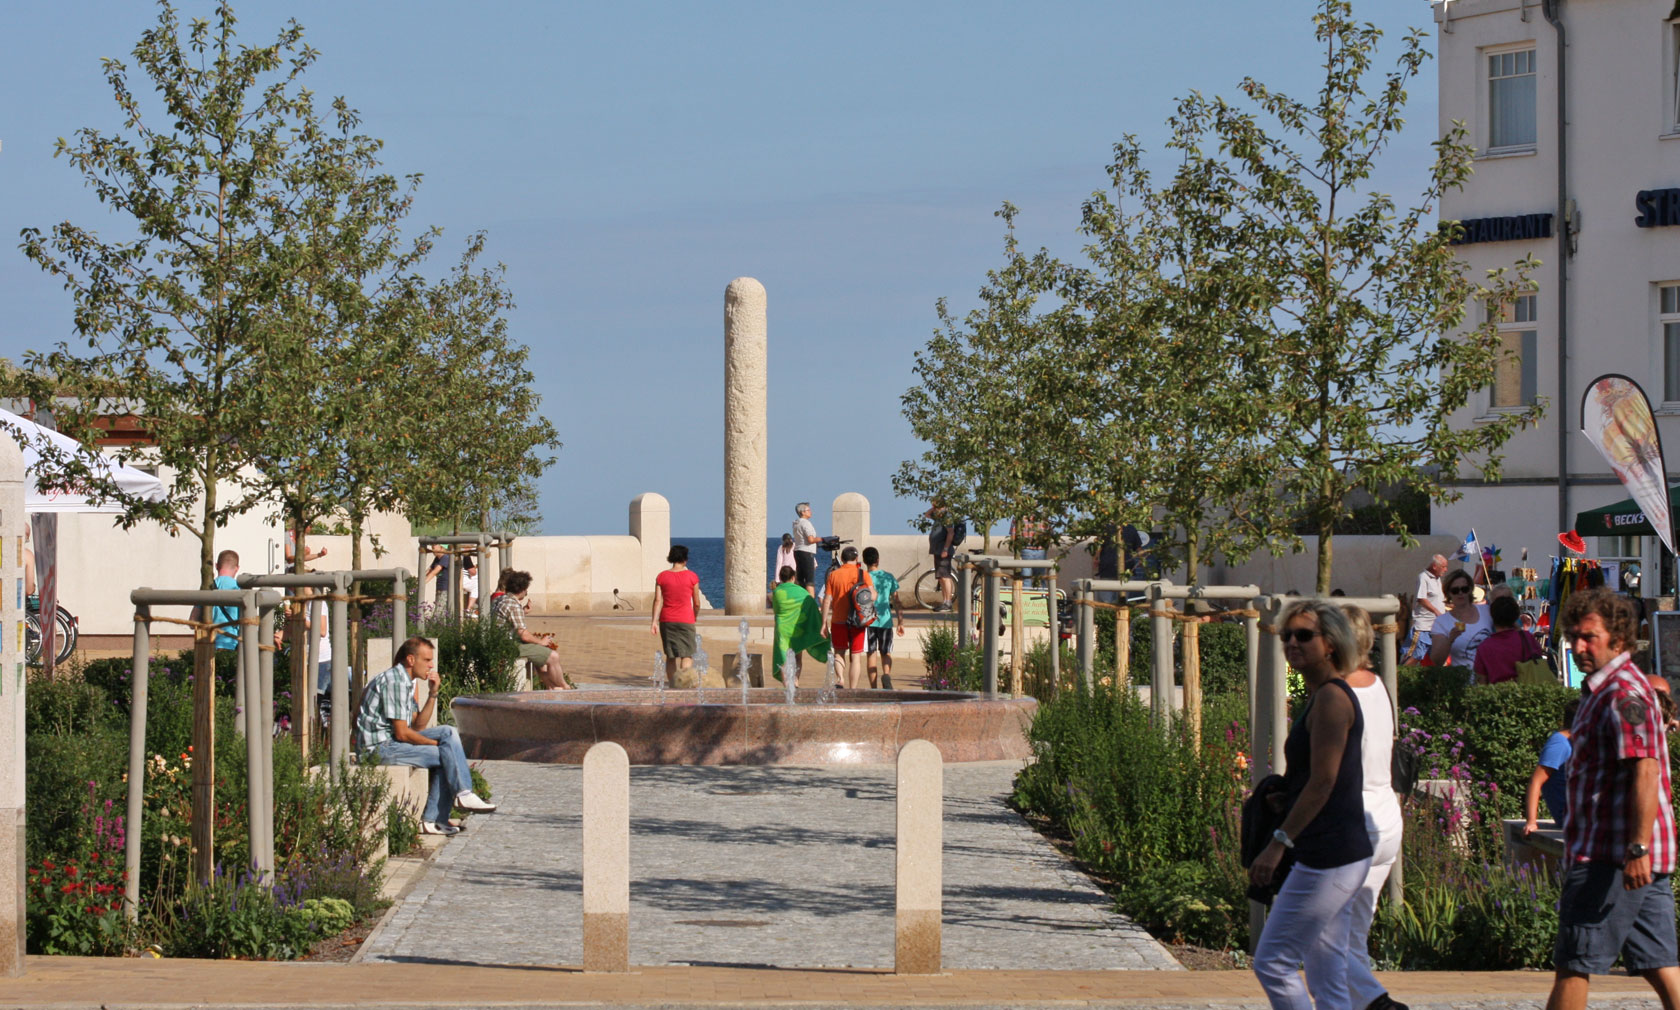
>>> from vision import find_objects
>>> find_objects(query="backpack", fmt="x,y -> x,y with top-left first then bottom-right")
928,521 -> 968,554
848,570 -> 877,627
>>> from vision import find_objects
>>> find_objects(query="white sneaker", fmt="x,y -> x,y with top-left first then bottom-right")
455,790 -> 498,814
420,820 -> 459,836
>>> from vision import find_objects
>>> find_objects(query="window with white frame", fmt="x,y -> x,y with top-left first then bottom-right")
1488,47 -> 1537,151
1672,21 -> 1680,132
1490,294 -> 1538,409
1661,284 -> 1680,402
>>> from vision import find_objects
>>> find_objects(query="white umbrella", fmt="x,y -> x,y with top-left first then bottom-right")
0,407 -> 166,513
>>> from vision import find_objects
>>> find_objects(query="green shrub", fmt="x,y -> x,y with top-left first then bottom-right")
26,731 -> 127,860
27,678 -> 115,737
299,897 -> 355,936
424,617 -> 521,720
919,624 -> 983,692
1119,859 -> 1246,950
154,871 -> 321,960
1398,668 -> 1585,819
387,796 -> 421,857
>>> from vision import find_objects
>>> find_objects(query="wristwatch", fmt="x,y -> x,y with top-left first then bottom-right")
1272,828 -> 1295,849
1627,842 -> 1650,861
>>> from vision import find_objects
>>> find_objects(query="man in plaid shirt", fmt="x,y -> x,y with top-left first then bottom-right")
1548,589 -> 1680,1010
355,637 -> 499,836
495,570 -> 570,689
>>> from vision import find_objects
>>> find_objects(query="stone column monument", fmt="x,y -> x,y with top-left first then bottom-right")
0,436 -> 24,974
723,278 -> 768,615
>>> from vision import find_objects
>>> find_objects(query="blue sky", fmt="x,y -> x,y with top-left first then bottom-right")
0,1 -> 1440,537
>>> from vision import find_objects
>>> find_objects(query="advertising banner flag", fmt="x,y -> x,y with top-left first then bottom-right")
1580,374 -> 1675,556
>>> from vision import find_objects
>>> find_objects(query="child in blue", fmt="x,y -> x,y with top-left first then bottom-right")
1523,696 -> 1580,836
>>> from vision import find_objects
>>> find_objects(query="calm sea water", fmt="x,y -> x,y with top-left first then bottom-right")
674,536 -> 834,607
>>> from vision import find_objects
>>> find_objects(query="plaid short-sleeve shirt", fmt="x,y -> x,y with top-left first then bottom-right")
1565,651 -> 1676,872
355,664 -> 418,752
495,593 -> 527,633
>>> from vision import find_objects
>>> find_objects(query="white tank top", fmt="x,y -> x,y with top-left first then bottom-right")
1351,677 -> 1404,850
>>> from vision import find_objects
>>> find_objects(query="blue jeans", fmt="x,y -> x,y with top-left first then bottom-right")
1020,548 -> 1048,586
373,725 -> 474,824
1401,623 -> 1431,664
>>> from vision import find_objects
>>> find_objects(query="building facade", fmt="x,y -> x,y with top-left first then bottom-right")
1435,0 -> 1680,596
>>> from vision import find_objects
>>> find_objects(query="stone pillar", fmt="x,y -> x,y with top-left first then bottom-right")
723,277 -> 768,615
627,493 -> 671,595
832,492 -> 870,548
583,741 -> 630,972
895,739 -> 942,974
0,436 -> 23,975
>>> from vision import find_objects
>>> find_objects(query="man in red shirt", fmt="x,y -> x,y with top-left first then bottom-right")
1548,588 -> 1679,1010
821,546 -> 873,691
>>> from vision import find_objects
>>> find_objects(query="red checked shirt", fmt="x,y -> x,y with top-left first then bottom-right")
1565,651 -> 1676,872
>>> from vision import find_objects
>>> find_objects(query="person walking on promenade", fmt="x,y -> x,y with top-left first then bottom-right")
925,500 -> 963,612
1545,589 -> 1680,1010
1474,594 -> 1545,685
1249,600 -> 1373,1010
1339,606 -> 1407,1010
355,636 -> 499,835
774,533 -> 797,590
651,545 -> 704,685
1428,568 -> 1491,672
1524,697 -> 1581,837
822,545 -> 874,690
1405,554 -> 1448,662
863,547 -> 903,689
792,502 -> 821,593
770,565 -> 829,687
211,550 -> 242,653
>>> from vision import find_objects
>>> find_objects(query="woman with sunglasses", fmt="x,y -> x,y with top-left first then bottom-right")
1427,569 -> 1492,672
1251,601 -> 1374,1010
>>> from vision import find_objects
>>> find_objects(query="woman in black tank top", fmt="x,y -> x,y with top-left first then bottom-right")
1250,601 -> 1376,1010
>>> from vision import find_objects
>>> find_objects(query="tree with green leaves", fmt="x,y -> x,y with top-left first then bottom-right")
1166,0 -> 1542,592
403,234 -> 560,536
241,94 -> 434,576
894,205 -> 1072,549
16,1 -> 331,588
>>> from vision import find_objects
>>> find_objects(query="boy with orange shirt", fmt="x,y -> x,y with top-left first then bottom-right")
821,546 -> 874,690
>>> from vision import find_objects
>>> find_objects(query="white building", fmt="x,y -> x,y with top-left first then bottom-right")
1434,0 -> 1680,597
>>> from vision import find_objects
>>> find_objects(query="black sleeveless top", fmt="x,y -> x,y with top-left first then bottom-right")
1282,678 -> 1373,869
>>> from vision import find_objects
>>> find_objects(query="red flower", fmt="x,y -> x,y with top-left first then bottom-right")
60,882 -> 81,894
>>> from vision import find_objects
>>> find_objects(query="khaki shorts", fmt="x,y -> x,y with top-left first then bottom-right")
518,641 -> 552,665
660,622 -> 697,658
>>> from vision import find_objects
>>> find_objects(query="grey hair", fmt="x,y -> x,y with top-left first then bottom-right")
1340,605 -> 1374,661
795,501 -> 810,515
1280,599 -> 1359,674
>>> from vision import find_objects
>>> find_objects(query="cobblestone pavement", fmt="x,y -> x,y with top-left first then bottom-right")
357,759 -> 1178,970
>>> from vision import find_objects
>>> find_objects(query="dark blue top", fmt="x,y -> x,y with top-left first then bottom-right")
1283,678 -> 1374,869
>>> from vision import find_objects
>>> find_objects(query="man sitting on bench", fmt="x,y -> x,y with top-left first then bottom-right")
355,636 -> 498,836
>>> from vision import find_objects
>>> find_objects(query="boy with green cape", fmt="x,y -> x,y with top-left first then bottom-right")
771,564 -> 829,683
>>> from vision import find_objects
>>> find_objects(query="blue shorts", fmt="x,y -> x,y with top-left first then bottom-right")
1554,861 -> 1679,974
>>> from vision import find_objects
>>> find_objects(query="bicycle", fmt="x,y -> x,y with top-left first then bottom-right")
25,597 -> 78,667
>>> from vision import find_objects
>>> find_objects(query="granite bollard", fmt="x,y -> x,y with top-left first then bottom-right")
895,738 -> 942,974
583,741 -> 630,971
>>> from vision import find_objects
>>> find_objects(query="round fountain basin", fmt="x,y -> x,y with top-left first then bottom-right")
452,688 -> 1037,765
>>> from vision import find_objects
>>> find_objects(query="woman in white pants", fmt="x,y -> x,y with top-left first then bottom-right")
1339,606 -> 1407,1010
1250,601 -> 1374,1010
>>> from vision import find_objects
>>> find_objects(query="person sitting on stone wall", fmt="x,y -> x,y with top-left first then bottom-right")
355,636 -> 498,836
495,570 -> 572,690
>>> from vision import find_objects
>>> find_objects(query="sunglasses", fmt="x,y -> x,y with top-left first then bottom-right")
1447,585 -> 1473,595
1279,628 -> 1321,644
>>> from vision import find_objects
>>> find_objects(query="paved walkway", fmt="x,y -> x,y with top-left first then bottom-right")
357,760 -> 1176,970
0,958 -> 1664,1009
